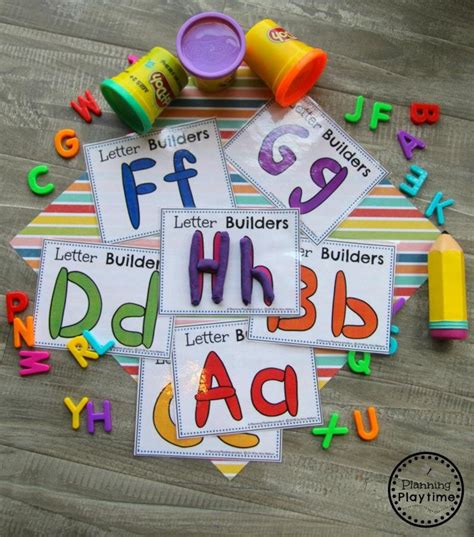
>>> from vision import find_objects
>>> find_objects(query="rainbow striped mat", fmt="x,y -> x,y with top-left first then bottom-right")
10,66 -> 439,480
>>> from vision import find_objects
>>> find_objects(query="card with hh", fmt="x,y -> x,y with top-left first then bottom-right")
135,359 -> 282,462
159,208 -> 301,315
249,239 -> 396,354
84,118 -> 235,244
224,96 -> 388,245
171,321 -> 322,438
34,240 -> 173,358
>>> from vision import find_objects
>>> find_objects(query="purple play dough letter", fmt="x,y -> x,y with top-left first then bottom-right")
240,236 -> 274,306
258,124 -> 309,175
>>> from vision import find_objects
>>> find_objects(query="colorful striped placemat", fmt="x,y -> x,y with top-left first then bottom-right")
10,66 -> 439,480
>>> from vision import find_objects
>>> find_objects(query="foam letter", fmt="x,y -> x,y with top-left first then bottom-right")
399,165 -> 428,197
70,90 -> 102,123
163,149 -> 198,207
397,130 -> 425,160
6,291 -> 29,324
189,231 -> 229,305
369,102 -> 392,131
240,236 -> 274,306
344,95 -> 365,123
258,124 -> 309,175
111,270 -> 159,348
195,351 -> 242,428
250,366 -> 298,417
121,158 -> 157,230
353,406 -> 379,441
86,400 -> 112,433
54,128 -> 80,159
267,266 -> 317,332
67,336 -> 99,368
332,271 -> 378,339
64,396 -> 89,430
424,191 -> 455,226
13,316 -> 35,348
289,157 -> 347,214
18,350 -> 50,376
410,103 -> 440,125
49,268 -> 102,339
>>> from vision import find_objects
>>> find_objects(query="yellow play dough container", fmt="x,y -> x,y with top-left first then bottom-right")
101,47 -> 188,134
245,19 -> 327,107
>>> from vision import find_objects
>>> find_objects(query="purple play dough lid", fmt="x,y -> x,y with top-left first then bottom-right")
176,12 -> 245,79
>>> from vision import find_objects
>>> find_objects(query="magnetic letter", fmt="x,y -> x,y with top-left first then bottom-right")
27,165 -> 55,196
82,330 -> 115,356
399,165 -> 428,197
240,236 -> 274,306
347,350 -> 371,375
397,130 -> 425,160
424,191 -> 455,226
64,396 -> 89,430
122,158 -> 157,230
49,268 -> 102,339
353,406 -> 379,441
369,102 -> 392,131
250,366 -> 298,417
66,336 -> 99,368
410,103 -> 440,125
54,128 -> 80,159
13,316 -> 35,348
6,291 -> 28,324
194,351 -> 242,428
344,95 -> 365,123
70,90 -> 102,123
86,400 -> 112,433
311,413 -> 348,449
163,149 -> 198,207
258,124 -> 309,175
18,350 -> 50,376
332,271 -> 378,339
189,231 -> 230,305
288,157 -> 347,214
267,266 -> 317,332
111,271 -> 159,348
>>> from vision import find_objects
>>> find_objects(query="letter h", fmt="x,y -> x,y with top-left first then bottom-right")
189,231 -> 230,305
240,236 -> 274,306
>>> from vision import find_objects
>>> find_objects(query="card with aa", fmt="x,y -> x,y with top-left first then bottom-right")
224,96 -> 388,245
84,118 -> 234,243
171,321 -> 322,438
34,240 -> 173,358
135,359 -> 282,461
249,239 -> 396,354
159,209 -> 300,315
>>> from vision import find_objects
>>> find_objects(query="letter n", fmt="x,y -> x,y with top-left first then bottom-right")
195,351 -> 242,428
251,366 -> 298,416
189,231 -> 229,305
332,271 -> 378,339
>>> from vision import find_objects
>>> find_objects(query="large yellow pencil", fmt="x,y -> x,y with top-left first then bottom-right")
428,232 -> 468,340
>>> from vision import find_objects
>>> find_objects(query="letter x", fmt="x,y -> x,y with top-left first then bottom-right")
311,413 -> 348,449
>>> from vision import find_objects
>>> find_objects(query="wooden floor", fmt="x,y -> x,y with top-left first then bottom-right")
0,1 -> 472,535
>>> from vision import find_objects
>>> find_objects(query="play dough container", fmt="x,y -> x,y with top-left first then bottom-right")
176,12 -> 245,92
101,47 -> 188,134
245,19 -> 327,107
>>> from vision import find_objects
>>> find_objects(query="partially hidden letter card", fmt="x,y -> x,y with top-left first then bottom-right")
84,118 -> 234,243
159,209 -> 300,315
249,239 -> 396,354
34,240 -> 173,358
135,359 -> 282,461
224,96 -> 388,245
171,321 -> 322,438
